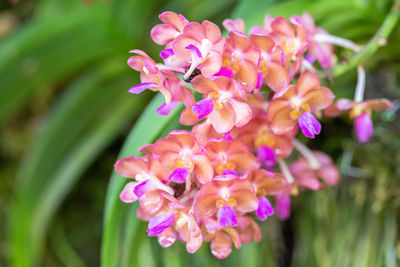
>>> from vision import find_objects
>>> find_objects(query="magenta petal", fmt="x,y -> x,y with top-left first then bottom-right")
185,44 -> 202,58
354,112 -> 373,143
168,167 -> 189,183
128,82 -> 156,94
218,206 -> 238,227
298,112 -> 321,138
214,67 -> 234,78
224,131 -> 233,142
192,98 -> 214,120
133,180 -> 149,198
221,170 -> 239,177
275,195 -> 291,220
147,212 -> 175,236
305,54 -> 316,64
156,100 -> 179,116
257,146 -> 276,169
256,71 -> 264,89
256,196 -> 275,220
160,48 -> 174,60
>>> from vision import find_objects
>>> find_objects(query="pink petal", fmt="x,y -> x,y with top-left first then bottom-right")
119,182 -> 139,203
229,99 -> 252,128
156,100 -> 179,116
296,71 -> 320,97
158,227 -> 177,248
151,24 -> 179,45
128,82 -> 156,94
147,212 -> 175,236
210,106 -> 235,133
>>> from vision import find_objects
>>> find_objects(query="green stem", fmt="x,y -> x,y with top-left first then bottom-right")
322,0 -> 400,78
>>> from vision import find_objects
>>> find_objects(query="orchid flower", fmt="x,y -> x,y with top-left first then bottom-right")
181,75 -> 252,133
267,70 -> 334,137
325,98 -> 392,143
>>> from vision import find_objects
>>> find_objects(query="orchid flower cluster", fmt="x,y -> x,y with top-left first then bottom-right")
114,12 -> 393,258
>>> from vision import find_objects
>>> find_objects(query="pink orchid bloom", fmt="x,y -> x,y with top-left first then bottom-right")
269,16 -> 308,60
127,50 -> 195,115
290,151 -> 340,190
249,15 -> 274,35
237,117 -> 294,167
194,175 -> 258,229
267,70 -> 334,137
222,18 -> 245,33
222,31 -> 260,92
236,216 -> 262,243
245,169 -> 288,220
127,49 -> 172,104
249,34 -> 290,92
153,130 -> 214,188
202,227 -> 241,259
115,156 -> 174,214
325,98 -> 392,143
172,20 -> 226,80
151,11 -> 189,46
173,208 -> 203,253
206,139 -> 259,175
290,13 -> 335,69
192,119 -> 226,146
181,75 -> 252,133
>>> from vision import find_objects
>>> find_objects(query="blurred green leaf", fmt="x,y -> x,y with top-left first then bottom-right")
8,60 -> 149,266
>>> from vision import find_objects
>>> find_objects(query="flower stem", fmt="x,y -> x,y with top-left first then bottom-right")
313,33 -> 361,52
321,0 -> 400,78
354,65 -> 366,102
292,139 -> 320,170
277,158 -> 294,184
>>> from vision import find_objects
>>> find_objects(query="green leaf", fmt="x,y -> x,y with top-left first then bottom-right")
8,60 -> 148,266
0,6 -> 112,123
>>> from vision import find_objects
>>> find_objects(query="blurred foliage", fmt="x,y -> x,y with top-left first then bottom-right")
0,0 -> 399,266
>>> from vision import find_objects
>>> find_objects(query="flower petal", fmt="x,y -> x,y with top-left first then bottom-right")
168,167 -> 190,183
354,112 -> 373,143
218,206 -> 238,227
192,98 -> 214,120
256,196 -> 275,220
147,212 -> 175,236
298,112 -> 321,138
128,82 -> 157,94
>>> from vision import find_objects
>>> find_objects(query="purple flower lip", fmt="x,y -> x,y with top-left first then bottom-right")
160,48 -> 174,60
256,71 -> 264,89
214,67 -> 234,78
354,112 -> 373,143
218,206 -> 238,227
192,98 -> 214,120
156,101 -> 179,116
298,112 -> 321,138
147,212 -> 175,236
133,180 -> 150,198
257,146 -> 276,169
185,44 -> 202,58
256,196 -> 275,221
168,167 -> 190,183
128,82 -> 156,94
